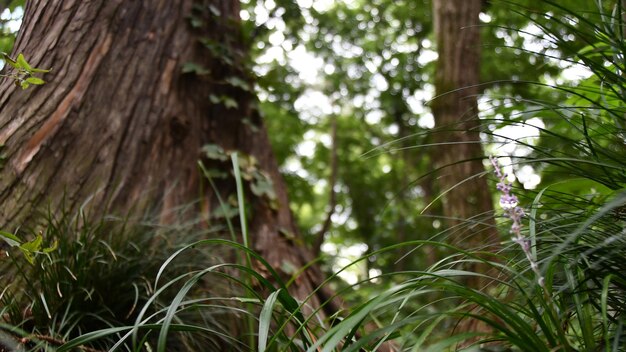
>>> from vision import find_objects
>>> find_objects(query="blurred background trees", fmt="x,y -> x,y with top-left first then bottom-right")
241,0 -> 603,280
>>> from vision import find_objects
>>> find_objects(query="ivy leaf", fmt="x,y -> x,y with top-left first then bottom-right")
189,16 -> 204,28
280,260 -> 298,275
212,204 -> 239,219
225,76 -> 250,91
222,96 -> 238,109
202,168 -> 228,179
208,4 -> 221,16
251,171 -> 277,200
236,154 -> 255,179
182,62 -> 210,75
209,94 -> 221,104
209,94 -> 239,109
202,144 -> 229,161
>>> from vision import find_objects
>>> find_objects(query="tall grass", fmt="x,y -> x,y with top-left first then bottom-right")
2,1 -> 626,351
0,209 -> 240,351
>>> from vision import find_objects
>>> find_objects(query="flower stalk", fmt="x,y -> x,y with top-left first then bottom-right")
489,156 -> 545,288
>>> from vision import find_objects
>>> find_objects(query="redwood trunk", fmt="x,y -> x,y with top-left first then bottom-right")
0,0 -> 325,310
431,1 -> 498,253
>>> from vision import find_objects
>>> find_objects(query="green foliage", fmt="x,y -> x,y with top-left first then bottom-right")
1,52 -> 50,89
0,1 -> 23,55
247,0 -> 582,274
0,230 -> 57,265
0,212 -> 235,351
202,145 -> 278,206
3,0 -> 626,351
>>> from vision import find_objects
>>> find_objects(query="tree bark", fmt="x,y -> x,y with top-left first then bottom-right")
431,2 -> 501,342
0,0 -> 329,322
431,0 -> 498,251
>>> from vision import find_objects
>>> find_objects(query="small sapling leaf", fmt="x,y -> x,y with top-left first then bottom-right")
25,77 -> 45,85
1,52 -> 18,68
16,53 -> 32,71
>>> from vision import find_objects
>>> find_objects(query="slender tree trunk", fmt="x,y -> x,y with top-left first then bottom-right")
0,0 -> 329,318
431,0 -> 498,253
431,1 -> 501,342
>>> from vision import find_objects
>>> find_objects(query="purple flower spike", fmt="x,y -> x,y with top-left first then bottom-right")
490,156 -> 545,288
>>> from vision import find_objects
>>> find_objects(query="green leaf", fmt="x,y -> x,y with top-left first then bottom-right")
258,289 -> 281,352
211,204 -> 239,219
231,153 -> 250,250
233,297 -> 261,304
20,234 -> 43,252
208,4 -> 221,16
602,275 -> 612,350
19,81 -> 29,89
529,187 -> 548,262
209,94 -> 221,104
279,260 -> 298,275
222,96 -> 239,109
16,53 -> 32,71
251,172 -> 277,200
0,231 -> 21,247
25,76 -> 45,85
202,144 -> 228,161
209,95 -> 239,109
43,240 -> 58,253
18,248 -> 35,265
1,52 -> 19,68
202,168 -> 228,179
30,67 -> 51,73
225,76 -> 250,91
182,62 -> 210,75
189,16 -> 204,28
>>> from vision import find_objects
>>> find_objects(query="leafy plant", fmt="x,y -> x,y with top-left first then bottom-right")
0,210 -> 235,351
1,52 -> 50,89
0,230 -> 57,265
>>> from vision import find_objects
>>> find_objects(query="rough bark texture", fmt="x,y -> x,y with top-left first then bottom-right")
431,0 -> 498,251
0,0 -> 329,317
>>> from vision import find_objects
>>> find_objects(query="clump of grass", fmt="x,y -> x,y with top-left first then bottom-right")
0,209 -> 238,351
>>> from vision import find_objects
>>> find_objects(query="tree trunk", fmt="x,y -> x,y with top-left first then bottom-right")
431,2 -> 502,343
431,3 -> 501,343
0,0 -> 328,318
431,0 -> 498,252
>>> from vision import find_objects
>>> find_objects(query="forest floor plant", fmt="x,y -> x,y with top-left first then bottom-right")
0,207 -> 242,351
3,1 -> 626,351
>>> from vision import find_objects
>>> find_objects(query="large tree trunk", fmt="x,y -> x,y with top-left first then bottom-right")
0,0 -> 328,319
431,0 -> 498,252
